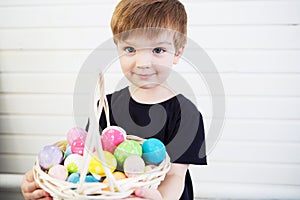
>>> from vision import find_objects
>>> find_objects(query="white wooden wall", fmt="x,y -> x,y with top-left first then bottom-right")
1,0 -> 300,199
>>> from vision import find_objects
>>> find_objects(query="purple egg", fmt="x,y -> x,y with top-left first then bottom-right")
38,145 -> 63,170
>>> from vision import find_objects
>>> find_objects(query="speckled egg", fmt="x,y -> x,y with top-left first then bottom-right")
142,138 -> 166,165
38,145 -> 63,170
101,126 -> 126,153
114,140 -> 142,167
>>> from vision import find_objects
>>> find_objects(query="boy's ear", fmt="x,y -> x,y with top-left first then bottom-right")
173,46 -> 185,65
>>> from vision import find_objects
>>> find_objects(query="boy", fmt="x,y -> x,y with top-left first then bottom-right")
21,0 -> 206,199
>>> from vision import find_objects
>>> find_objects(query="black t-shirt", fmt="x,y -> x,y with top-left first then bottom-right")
96,87 -> 207,200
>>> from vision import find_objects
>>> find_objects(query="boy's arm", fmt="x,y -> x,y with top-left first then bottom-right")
127,163 -> 189,200
158,163 -> 189,199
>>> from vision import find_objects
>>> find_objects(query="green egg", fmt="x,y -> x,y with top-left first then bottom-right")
114,140 -> 142,168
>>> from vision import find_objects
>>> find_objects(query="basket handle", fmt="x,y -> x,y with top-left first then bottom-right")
98,72 -> 110,127
77,73 -> 123,193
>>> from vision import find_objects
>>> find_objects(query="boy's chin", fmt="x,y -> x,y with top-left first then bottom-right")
132,82 -> 162,90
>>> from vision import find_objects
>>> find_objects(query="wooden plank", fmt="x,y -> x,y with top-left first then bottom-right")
178,73 -> 300,96
220,119 -> 300,142
1,94 -> 300,119
0,0 -> 118,6
0,115 -> 87,135
1,26 -> 300,50
0,155 -> 36,174
0,1 -> 299,27
0,94 -> 73,115
192,181 -> 300,199
1,73 -> 300,96
208,141 -> 300,164
1,50 -> 300,73
1,115 -> 300,143
0,50 -> 89,73
189,26 -> 300,49
204,50 -> 300,73
0,135 -> 65,154
189,162 -> 300,185
0,192 -> 24,200
0,174 -> 24,190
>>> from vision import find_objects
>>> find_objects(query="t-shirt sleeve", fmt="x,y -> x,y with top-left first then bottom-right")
174,113 -> 206,165
165,97 -> 207,165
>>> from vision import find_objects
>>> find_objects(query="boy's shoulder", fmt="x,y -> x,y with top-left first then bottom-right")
175,94 -> 202,117
107,87 -> 202,117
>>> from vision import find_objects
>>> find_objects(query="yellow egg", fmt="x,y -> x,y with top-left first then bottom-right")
103,171 -> 127,183
103,171 -> 127,191
88,151 -> 117,176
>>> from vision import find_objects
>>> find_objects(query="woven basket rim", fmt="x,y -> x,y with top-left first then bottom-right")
33,135 -> 171,199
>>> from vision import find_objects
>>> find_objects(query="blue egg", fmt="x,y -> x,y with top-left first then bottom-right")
85,175 -> 99,182
142,138 -> 166,165
64,146 -> 72,158
67,173 -> 80,183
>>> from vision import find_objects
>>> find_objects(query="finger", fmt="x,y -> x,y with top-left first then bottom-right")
134,188 -> 162,200
22,180 -> 40,193
25,170 -> 34,182
22,189 -> 51,200
31,189 -> 51,199
37,197 -> 53,200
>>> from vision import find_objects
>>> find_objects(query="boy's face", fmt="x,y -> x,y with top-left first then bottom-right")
117,32 -> 183,89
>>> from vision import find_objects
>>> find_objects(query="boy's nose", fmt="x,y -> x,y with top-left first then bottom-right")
136,51 -> 152,68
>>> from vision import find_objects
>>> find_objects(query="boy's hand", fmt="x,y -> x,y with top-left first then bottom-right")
123,188 -> 163,200
21,170 -> 52,200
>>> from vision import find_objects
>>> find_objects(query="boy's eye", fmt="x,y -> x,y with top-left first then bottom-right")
124,47 -> 136,53
153,47 -> 166,54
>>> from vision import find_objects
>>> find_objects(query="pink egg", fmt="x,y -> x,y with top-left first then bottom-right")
67,127 -> 87,146
71,138 -> 85,156
101,126 -> 126,153
48,165 -> 68,181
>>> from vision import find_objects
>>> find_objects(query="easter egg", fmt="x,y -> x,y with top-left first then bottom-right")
102,171 -> 127,191
67,173 -> 80,184
123,155 -> 145,177
64,146 -> 72,158
71,138 -> 85,156
114,140 -> 142,167
90,173 -> 102,181
38,145 -> 63,169
142,138 -> 166,165
103,171 -> 126,183
67,127 -> 87,146
88,151 -> 117,176
64,154 -> 84,174
54,140 -> 68,152
101,126 -> 126,153
48,165 -> 68,181
85,175 -> 99,183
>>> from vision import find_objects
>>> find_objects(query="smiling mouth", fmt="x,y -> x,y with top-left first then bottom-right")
134,73 -> 155,79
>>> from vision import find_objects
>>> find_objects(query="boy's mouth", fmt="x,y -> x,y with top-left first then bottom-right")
133,72 -> 155,79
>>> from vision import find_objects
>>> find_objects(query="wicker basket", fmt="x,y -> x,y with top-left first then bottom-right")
33,74 -> 171,200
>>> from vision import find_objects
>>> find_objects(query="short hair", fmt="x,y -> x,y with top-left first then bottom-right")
110,0 -> 187,50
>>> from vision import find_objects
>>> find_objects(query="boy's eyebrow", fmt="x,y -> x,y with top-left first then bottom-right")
121,40 -> 173,46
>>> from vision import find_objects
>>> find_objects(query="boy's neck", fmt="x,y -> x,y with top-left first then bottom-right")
128,83 -> 177,104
